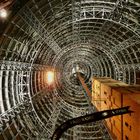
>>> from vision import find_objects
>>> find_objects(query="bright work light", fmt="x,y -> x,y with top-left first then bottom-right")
46,71 -> 55,85
0,9 -> 8,18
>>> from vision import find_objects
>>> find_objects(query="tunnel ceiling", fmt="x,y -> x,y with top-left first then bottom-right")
0,0 -> 140,139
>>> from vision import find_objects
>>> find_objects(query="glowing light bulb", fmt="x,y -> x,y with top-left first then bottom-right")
46,71 -> 55,85
0,9 -> 8,18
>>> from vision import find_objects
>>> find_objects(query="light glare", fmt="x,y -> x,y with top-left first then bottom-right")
47,71 -> 54,85
0,9 -> 8,18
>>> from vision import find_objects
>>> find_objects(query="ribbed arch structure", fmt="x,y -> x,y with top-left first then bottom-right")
0,0 -> 140,139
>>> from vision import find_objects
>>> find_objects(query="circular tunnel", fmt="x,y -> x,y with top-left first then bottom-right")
0,0 -> 140,139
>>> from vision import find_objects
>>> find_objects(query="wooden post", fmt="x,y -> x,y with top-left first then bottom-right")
77,72 -> 92,99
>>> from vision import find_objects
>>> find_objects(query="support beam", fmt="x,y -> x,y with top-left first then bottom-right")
77,72 -> 91,99
19,6 -> 61,54
0,60 -> 50,71
0,88 -> 49,132
80,1 -> 140,36
118,63 -> 140,70
72,0 -> 81,45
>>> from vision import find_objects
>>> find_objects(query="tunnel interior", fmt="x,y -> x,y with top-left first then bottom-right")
0,0 -> 140,139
